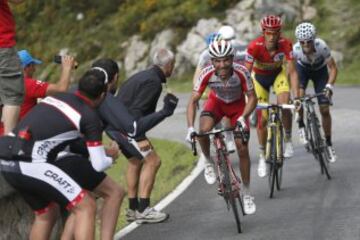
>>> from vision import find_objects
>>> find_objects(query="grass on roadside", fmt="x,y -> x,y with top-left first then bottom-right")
102,138 -> 197,234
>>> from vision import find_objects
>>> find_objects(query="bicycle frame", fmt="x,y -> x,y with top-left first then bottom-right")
300,93 -> 331,179
257,103 -> 294,198
266,107 -> 284,165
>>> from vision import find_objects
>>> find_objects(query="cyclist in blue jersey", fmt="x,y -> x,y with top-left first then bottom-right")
293,22 -> 338,163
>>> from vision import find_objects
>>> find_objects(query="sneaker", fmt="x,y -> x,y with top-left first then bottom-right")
327,145 -> 337,163
298,128 -> 308,145
136,207 -> 169,224
125,209 -> 136,222
225,140 -> 236,153
242,194 -> 256,215
204,163 -> 216,184
257,154 -> 267,178
284,141 -> 294,158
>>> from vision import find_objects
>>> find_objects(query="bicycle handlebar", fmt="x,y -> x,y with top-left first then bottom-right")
190,126 -> 248,156
297,92 -> 333,106
256,103 -> 295,110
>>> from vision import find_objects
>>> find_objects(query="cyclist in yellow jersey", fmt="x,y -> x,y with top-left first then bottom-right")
244,15 -> 300,177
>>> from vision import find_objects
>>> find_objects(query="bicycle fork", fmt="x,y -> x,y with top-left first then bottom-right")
265,112 -> 283,165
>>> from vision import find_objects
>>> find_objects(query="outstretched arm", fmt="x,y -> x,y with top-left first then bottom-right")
98,94 -> 172,138
287,60 -> 300,98
46,56 -> 75,95
242,90 -> 257,119
187,91 -> 202,128
326,57 -> 337,85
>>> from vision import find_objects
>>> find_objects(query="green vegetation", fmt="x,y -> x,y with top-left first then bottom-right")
11,0 -> 237,82
10,0 -> 360,87
103,138 -> 197,232
312,0 -> 360,85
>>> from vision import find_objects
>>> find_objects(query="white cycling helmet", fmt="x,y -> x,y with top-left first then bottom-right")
218,25 -> 235,40
208,39 -> 234,58
295,22 -> 316,41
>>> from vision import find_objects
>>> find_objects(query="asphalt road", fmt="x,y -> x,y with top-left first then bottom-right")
122,87 -> 360,240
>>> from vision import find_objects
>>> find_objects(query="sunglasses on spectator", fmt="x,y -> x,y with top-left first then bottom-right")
300,40 -> 313,45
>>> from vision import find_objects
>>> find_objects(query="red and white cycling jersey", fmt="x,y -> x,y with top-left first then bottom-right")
245,36 -> 293,75
194,63 -> 253,104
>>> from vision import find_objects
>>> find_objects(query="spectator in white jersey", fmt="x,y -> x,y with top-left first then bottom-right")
293,22 -> 337,163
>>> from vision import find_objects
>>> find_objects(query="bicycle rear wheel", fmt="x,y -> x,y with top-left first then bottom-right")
268,126 -> 277,198
276,165 -> 283,191
219,150 -> 242,233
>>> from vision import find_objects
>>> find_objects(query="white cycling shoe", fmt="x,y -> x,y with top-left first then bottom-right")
327,145 -> 337,163
204,163 -> 216,185
284,141 -> 294,158
298,128 -> 308,145
243,194 -> 256,215
225,140 -> 236,153
257,154 -> 267,178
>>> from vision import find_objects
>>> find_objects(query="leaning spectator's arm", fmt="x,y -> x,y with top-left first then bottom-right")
99,94 -> 169,138
46,56 -> 75,95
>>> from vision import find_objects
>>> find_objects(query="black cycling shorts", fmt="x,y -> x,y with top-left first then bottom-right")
106,130 -> 144,160
1,160 -> 85,212
54,155 -> 107,191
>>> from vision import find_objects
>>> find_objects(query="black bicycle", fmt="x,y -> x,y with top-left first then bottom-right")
257,103 -> 294,198
191,126 -> 247,233
298,93 -> 331,179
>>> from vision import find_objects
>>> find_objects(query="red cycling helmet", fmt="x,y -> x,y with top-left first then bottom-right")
261,15 -> 282,31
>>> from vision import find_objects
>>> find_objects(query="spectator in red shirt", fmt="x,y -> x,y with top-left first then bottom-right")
0,50 -> 75,135
0,0 -> 26,135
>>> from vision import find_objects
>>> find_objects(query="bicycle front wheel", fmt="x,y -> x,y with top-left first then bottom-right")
219,150 -> 242,233
311,115 -> 331,179
275,124 -> 284,190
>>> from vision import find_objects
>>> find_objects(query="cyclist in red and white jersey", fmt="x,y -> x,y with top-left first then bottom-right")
192,26 -> 247,153
186,40 -> 257,215
245,15 -> 300,178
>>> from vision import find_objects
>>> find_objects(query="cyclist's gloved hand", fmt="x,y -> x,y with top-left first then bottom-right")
186,126 -> 196,143
293,98 -> 302,111
323,83 -> 334,99
162,93 -> 179,116
236,116 -> 247,129
236,116 -> 250,142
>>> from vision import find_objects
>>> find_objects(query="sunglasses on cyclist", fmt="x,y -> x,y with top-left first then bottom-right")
264,30 -> 280,36
300,40 -> 313,45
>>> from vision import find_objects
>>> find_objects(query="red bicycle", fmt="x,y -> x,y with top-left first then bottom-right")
191,126 -> 247,233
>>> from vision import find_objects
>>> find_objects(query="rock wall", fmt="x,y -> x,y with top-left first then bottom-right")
121,0 -> 335,78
